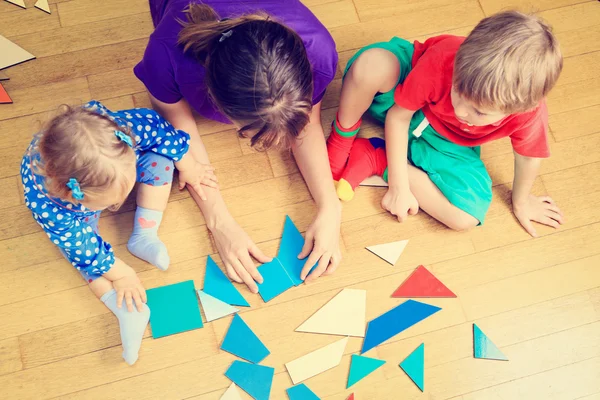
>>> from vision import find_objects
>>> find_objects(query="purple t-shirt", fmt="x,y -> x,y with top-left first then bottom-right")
134,0 -> 338,124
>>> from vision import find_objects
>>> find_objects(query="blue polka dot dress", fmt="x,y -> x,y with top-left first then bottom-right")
20,101 -> 191,281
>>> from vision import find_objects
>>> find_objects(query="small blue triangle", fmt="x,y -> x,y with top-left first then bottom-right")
473,324 -> 508,361
277,216 -> 316,285
225,360 -> 274,400
347,354 -> 386,388
286,383 -> 321,400
221,314 -> 270,364
197,290 -> 238,322
399,343 -> 424,391
204,255 -> 249,307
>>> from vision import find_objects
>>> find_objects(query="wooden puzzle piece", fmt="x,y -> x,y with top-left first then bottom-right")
296,288 -> 366,337
197,290 -> 238,322
0,35 -> 35,70
346,394 -> 355,400
366,240 -> 409,266
256,258 -> 295,302
204,255 -> 250,307
359,175 -> 388,187
34,0 -> 50,13
277,216 -> 316,285
220,383 -> 242,400
473,324 -> 508,361
286,383 -> 321,400
225,360 -> 274,400
4,0 -> 26,9
0,83 -> 13,104
285,337 -> 348,384
221,314 -> 270,364
347,354 -> 385,388
146,280 -> 203,338
392,265 -> 457,298
399,343 -> 425,392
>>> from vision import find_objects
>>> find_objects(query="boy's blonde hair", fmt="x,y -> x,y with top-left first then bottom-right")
37,106 -> 136,204
453,11 -> 562,114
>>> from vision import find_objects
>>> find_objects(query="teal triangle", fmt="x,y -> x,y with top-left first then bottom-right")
225,360 -> 274,400
473,324 -> 508,361
221,314 -> 270,364
286,383 -> 321,399
399,343 -> 424,392
204,255 -> 249,307
347,354 -> 386,388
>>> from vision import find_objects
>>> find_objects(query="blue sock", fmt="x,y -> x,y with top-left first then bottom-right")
101,289 -> 150,365
127,207 -> 170,271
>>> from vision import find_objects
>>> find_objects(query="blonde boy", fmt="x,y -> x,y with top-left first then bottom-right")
326,11 -> 564,235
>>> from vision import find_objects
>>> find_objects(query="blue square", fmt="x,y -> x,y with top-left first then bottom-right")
257,258 -> 294,302
146,280 -> 203,338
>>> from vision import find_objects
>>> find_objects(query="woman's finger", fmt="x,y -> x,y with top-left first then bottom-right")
240,252 -> 263,284
300,246 -> 321,281
298,230 -> 314,260
306,252 -> 332,282
231,258 -> 258,294
249,242 -> 272,264
225,262 -> 243,283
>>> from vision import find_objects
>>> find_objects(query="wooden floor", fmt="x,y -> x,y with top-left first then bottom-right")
1,0 -> 600,399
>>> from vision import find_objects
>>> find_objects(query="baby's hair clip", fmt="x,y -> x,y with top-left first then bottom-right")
115,130 -> 134,148
219,30 -> 233,42
66,178 -> 84,201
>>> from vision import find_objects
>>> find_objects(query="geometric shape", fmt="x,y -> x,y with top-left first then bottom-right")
146,280 -> 203,338
392,265 -> 457,298
473,324 -> 508,361
34,0 -> 50,13
366,240 -> 409,266
221,314 -> 270,364
399,343 -> 424,391
286,383 -> 321,400
225,360 -> 274,400
296,288 -> 366,337
257,258 -> 295,302
0,83 -> 12,104
197,290 -> 239,322
277,216 -> 316,285
360,175 -> 388,187
204,255 -> 250,307
361,300 -> 441,354
285,337 -> 348,384
4,0 -> 26,8
0,35 -> 35,70
220,383 -> 242,400
346,394 -> 355,400
347,354 -> 385,388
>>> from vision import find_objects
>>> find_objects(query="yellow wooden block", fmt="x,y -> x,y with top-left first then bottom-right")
285,337 -> 348,384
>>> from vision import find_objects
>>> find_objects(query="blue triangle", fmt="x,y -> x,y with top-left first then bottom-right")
347,354 -> 386,388
286,383 -> 321,400
473,324 -> 508,361
277,216 -> 316,286
225,360 -> 274,400
204,255 -> 249,307
197,290 -> 239,322
400,343 -> 424,391
221,314 -> 270,364
361,300 -> 441,353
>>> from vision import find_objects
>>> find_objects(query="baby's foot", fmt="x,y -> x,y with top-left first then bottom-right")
128,207 -> 169,271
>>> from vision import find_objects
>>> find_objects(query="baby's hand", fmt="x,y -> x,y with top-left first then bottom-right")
177,158 -> 219,200
513,194 -> 564,237
381,185 -> 419,222
112,270 -> 147,312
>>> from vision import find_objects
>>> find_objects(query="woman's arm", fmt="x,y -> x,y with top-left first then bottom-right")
148,94 -> 270,293
291,101 -> 342,281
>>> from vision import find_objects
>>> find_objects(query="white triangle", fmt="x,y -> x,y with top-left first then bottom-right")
0,35 -> 36,70
366,240 -> 409,266
360,175 -> 388,187
285,337 -> 348,384
220,383 -> 242,400
34,0 -> 50,13
296,288 -> 366,337
5,0 -> 26,9
197,290 -> 239,322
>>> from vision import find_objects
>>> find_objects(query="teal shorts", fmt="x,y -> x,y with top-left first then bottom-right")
344,37 -> 492,224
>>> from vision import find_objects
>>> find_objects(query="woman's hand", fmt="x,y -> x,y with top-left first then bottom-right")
298,204 -> 342,282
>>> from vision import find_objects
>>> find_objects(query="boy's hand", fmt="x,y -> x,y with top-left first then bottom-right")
382,185 -> 419,222
176,156 -> 218,201
513,194 -> 564,237
112,268 -> 147,312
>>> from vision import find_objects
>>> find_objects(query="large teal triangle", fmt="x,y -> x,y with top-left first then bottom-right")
347,354 -> 386,388
221,314 -> 270,364
225,360 -> 274,400
204,255 -> 249,307
399,343 -> 424,392
286,383 -> 321,399
473,324 -> 508,361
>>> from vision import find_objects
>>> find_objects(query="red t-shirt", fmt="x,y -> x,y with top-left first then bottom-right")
393,35 -> 550,158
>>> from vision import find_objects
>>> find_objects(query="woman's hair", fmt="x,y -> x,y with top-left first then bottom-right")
37,105 -> 136,205
454,10 -> 562,114
178,4 -> 313,150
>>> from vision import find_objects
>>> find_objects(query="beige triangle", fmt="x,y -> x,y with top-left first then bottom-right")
360,175 -> 388,187
296,288 -> 366,337
220,383 -> 242,400
0,35 -> 35,70
4,0 -> 26,9
34,0 -> 50,13
285,337 -> 348,384
366,239 -> 409,266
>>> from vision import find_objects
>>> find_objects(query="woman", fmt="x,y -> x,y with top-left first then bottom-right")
134,0 -> 342,293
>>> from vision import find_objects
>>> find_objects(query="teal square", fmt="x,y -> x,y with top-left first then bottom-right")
257,258 -> 295,302
146,280 -> 203,338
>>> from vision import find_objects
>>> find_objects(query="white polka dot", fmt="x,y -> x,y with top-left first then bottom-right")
146,114 -> 153,118
95,248 -> 99,254
76,232 -> 81,237
76,241 -> 81,246
127,122 -> 133,127
152,131 -> 157,137
65,232 -> 72,237
171,149 -> 176,154
67,204 -> 73,209
25,188 -> 30,194
135,135 -> 141,143
48,221 -> 54,227
91,237 -> 97,243
53,240 -> 59,244
137,125 -> 142,131
92,260 -> 98,266
56,214 -> 63,221
53,208 -> 58,213
76,250 -> 82,255
160,124 -> 164,128
86,227 -> 92,233
76,267 -> 81,270
125,114 -> 132,119
161,149 -> 167,154
135,113 -> 142,118
31,202 -> 37,208
85,260 -> 91,264
74,257 -> 80,261
144,133 -> 148,140
165,140 -> 170,146
152,148 -> 157,152
86,250 -> 92,256
46,233 -> 51,238
145,125 -> 151,132
42,212 -> 49,218
41,203 -> 47,209
65,242 -> 71,247
60,236 -> 67,241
